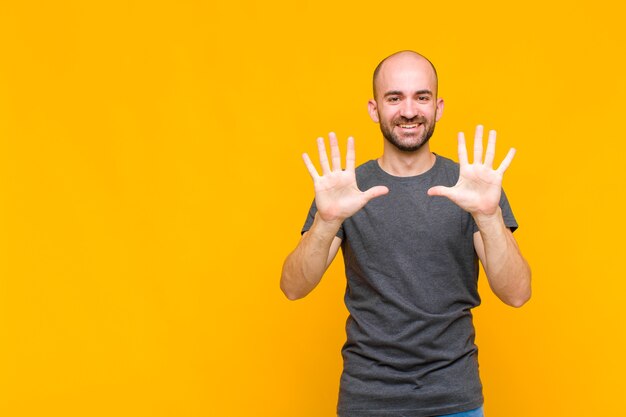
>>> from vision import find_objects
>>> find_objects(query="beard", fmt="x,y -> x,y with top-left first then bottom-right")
379,115 -> 437,153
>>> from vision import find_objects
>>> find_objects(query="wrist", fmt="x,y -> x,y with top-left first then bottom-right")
472,207 -> 504,231
312,212 -> 343,236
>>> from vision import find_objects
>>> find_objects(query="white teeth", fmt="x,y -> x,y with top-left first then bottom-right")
399,124 -> 417,128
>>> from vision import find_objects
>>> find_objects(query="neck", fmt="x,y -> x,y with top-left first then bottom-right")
377,142 -> 436,177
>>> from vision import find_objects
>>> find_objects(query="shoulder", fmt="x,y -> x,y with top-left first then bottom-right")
354,160 -> 378,178
433,154 -> 459,171
431,154 -> 461,183
353,160 -> 383,188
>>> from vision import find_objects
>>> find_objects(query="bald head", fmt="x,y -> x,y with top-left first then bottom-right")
372,51 -> 439,100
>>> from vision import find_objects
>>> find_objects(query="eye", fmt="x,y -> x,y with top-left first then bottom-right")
418,95 -> 430,102
387,96 -> 401,103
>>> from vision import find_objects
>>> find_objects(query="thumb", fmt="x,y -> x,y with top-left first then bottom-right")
427,186 -> 451,198
362,185 -> 389,202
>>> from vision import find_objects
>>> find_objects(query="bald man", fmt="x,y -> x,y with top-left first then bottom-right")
281,51 -> 531,417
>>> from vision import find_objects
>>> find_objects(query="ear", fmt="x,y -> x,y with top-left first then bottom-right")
435,97 -> 444,122
368,99 -> 380,123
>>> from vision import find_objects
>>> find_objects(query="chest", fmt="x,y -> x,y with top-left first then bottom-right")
344,185 -> 475,254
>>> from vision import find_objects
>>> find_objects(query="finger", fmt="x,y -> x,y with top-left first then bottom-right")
345,136 -> 355,171
457,132 -> 469,166
496,148 -> 516,174
329,132 -> 342,172
427,185 -> 452,198
317,136 -> 331,175
362,185 -> 389,202
302,153 -> 320,180
473,125 -> 484,164
484,129 -> 497,168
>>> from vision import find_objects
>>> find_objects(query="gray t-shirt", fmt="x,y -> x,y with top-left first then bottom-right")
301,155 -> 518,417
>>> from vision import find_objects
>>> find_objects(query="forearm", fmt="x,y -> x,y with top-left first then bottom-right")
280,213 -> 342,300
475,207 -> 532,307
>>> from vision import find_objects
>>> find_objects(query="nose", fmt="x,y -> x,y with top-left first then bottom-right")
400,98 -> 418,120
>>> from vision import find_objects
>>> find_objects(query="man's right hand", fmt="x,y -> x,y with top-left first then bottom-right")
302,132 -> 389,225
281,133 -> 387,300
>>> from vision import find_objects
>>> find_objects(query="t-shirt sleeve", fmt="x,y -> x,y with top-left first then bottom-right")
471,188 -> 518,233
301,199 -> 346,240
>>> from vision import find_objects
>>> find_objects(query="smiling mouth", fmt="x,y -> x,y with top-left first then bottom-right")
398,123 -> 420,129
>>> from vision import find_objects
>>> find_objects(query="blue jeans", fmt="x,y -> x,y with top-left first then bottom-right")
440,405 -> 484,417
336,405 -> 485,417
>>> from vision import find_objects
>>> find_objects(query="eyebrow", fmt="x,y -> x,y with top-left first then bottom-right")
383,89 -> 433,97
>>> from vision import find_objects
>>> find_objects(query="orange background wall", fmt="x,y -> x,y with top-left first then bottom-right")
1,1 -> 624,416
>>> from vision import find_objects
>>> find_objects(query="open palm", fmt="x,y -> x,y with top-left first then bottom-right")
428,125 -> 515,217
303,133 -> 388,223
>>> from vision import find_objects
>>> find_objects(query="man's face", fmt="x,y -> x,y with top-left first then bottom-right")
368,56 -> 444,152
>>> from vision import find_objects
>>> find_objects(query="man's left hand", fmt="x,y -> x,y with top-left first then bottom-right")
427,125 -> 515,220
